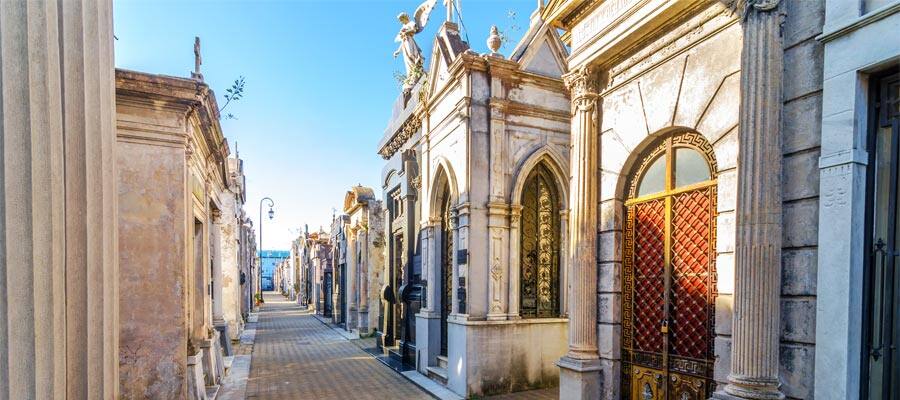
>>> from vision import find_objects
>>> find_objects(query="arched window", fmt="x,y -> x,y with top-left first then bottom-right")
622,131 -> 718,400
520,163 -> 561,318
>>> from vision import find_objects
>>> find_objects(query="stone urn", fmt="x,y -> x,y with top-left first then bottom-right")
487,25 -> 502,56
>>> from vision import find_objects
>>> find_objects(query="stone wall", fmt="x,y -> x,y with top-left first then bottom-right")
117,142 -> 187,399
776,1 -> 824,398
593,4 -> 742,397
367,201 -> 386,333
814,3 -> 900,398
220,193 -> 243,340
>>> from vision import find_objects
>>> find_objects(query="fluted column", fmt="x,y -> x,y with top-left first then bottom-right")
359,227 -> 369,313
714,1 -> 785,399
0,0 -> 118,398
212,211 -> 224,322
557,65 -> 602,399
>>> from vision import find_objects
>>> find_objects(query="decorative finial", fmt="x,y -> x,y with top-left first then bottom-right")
192,36 -> 204,81
487,26 -> 502,56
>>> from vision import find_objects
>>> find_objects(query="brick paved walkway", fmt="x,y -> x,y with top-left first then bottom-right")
245,292 -> 432,399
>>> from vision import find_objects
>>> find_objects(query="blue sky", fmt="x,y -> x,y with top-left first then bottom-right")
114,0 -> 536,250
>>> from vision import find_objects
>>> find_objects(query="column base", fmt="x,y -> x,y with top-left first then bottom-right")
712,376 -> 785,400
213,321 -> 233,356
557,357 -> 602,400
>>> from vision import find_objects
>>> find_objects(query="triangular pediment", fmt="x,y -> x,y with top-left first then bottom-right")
426,22 -> 469,99
510,14 -> 568,78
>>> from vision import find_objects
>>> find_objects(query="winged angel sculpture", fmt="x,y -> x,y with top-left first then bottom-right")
393,0 -> 438,91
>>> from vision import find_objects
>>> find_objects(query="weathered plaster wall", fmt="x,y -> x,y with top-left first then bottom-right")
220,194 -> 243,340
117,141 -> 187,399
449,320 -> 568,396
367,201 -> 386,333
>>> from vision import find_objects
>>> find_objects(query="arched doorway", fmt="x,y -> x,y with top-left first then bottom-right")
519,163 -> 561,318
621,132 -> 718,400
439,183 -> 452,357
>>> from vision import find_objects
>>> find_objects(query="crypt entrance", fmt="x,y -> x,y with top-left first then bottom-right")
621,131 -> 718,400
519,162 -> 561,319
438,181 -> 452,357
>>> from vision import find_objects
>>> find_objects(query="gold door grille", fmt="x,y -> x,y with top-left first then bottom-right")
520,163 -> 561,318
622,132 -> 718,400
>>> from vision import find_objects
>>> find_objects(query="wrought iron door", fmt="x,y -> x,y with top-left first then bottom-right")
863,71 -> 900,400
440,189 -> 452,356
520,163 -> 561,318
622,133 -> 718,400
323,271 -> 333,317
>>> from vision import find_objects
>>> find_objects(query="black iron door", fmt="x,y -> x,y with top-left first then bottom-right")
339,263 -> 347,325
323,271 -> 333,317
440,190 -> 452,356
864,71 -> 900,400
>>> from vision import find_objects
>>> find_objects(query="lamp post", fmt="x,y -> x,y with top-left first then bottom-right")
259,197 -> 274,295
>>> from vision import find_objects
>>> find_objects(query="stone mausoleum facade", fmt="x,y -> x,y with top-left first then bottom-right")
378,9 -> 574,396
115,66 -> 254,399
373,0 -> 900,399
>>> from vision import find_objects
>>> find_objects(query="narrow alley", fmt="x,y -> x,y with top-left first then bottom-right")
243,293 -> 432,399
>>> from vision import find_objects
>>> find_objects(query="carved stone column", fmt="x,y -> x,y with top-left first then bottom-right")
0,0 -> 118,398
359,227 -> 369,315
212,210 -> 225,323
348,227 -> 358,330
508,205 -> 523,318
713,1 -> 786,399
558,65 -> 602,399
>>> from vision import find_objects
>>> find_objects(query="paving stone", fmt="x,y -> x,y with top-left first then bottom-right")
245,292 -> 432,400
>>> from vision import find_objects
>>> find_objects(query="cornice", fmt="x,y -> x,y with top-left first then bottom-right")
378,115 -> 422,160
542,0 -> 603,30
117,68 -> 229,179
489,98 -> 570,123
818,2 -> 900,43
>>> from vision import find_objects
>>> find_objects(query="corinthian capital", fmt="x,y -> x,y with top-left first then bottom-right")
739,0 -> 780,18
750,0 -> 779,11
563,66 -> 599,101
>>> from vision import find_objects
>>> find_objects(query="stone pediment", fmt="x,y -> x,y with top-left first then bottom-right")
426,22 -> 471,102
344,186 -> 376,213
510,15 -> 569,79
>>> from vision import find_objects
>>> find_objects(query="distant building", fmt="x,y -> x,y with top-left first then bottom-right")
260,250 -> 290,291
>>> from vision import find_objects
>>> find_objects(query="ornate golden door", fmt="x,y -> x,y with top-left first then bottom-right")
520,163 -> 561,318
622,132 -> 718,400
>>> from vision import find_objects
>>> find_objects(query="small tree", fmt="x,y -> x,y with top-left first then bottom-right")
219,76 -> 245,120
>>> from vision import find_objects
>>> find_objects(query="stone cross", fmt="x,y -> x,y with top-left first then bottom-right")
192,36 -> 203,81
444,0 -> 456,22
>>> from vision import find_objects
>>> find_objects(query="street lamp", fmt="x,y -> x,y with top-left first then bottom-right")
259,197 -> 274,294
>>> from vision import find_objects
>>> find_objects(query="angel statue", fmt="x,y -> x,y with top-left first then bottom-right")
393,0 -> 438,91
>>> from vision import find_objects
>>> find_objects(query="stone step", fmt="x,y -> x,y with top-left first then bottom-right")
223,356 -> 234,372
386,346 -> 402,360
205,384 -> 220,400
425,365 -> 448,386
